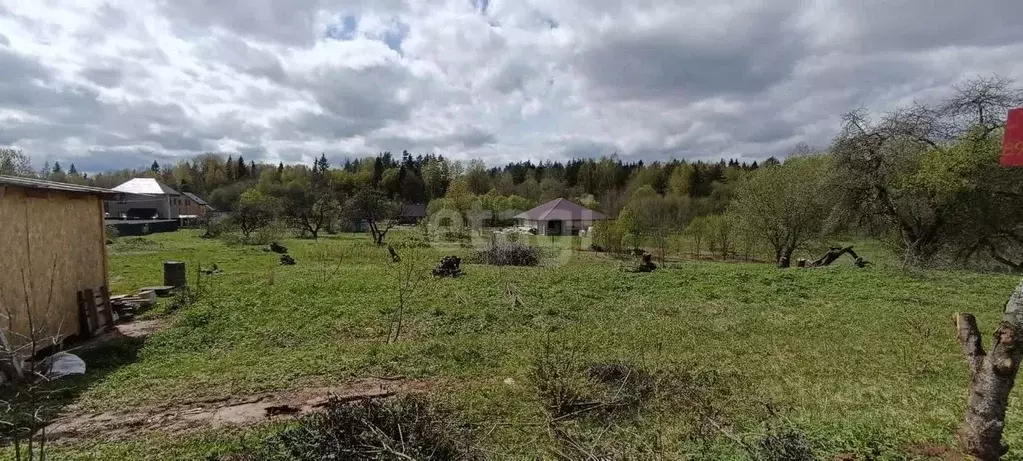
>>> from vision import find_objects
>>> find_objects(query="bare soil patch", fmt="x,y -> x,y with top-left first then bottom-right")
45,378 -> 430,442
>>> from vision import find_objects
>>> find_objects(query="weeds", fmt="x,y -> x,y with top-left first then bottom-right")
232,395 -> 480,460
474,244 -> 543,266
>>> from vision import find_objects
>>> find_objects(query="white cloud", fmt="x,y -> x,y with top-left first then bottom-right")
0,0 -> 1021,172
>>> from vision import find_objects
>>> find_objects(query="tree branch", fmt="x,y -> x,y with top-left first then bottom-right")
955,312 -> 985,376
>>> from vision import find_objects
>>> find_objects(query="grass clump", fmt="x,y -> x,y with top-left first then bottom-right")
232,395 -> 479,461
113,236 -> 162,251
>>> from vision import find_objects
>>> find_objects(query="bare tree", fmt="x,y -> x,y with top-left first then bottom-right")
0,149 -> 34,178
349,189 -> 402,246
833,76 -> 1023,266
388,245 -> 426,343
942,76 -> 1023,135
954,281 -> 1023,460
0,259 -> 77,461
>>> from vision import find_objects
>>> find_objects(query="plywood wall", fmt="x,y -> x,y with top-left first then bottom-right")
0,187 -> 106,351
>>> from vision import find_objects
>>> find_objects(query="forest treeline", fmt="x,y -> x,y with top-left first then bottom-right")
2,76 -> 1021,270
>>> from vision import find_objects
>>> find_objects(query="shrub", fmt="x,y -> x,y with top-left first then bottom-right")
591,220 -> 626,255
232,395 -> 480,460
104,225 -> 119,243
756,428 -> 815,461
474,244 -> 542,266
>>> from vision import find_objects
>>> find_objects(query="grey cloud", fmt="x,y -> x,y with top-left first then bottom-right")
289,63 -> 415,138
74,148 -> 182,173
576,6 -> 805,102
160,0 -> 324,46
94,4 -> 129,30
198,34 -> 287,83
159,0 -> 408,46
80,66 -> 124,88
277,110 -> 388,140
821,1 -> 1023,52
371,126 -> 496,152
555,140 -> 621,160
0,33 -> 9,47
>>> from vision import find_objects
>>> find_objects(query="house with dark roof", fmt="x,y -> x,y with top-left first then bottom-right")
398,203 -> 427,225
514,198 -> 607,236
178,192 -> 214,218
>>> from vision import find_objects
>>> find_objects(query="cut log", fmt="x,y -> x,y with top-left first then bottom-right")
954,281 -> 1023,460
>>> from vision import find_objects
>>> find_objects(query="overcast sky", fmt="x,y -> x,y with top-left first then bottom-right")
1,0 -> 1021,172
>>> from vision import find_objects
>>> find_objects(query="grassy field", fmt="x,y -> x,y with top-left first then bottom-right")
24,229 -> 1023,459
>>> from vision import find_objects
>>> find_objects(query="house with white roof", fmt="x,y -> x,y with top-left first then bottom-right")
106,178 -> 182,220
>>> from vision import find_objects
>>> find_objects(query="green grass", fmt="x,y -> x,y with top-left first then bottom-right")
30,230 -> 1023,459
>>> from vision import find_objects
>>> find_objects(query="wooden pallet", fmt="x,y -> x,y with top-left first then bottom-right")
77,285 -> 114,337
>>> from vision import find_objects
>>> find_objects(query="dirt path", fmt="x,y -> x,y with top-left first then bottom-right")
46,378 -> 430,442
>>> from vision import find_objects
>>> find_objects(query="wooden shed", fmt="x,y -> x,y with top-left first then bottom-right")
0,175 -> 118,350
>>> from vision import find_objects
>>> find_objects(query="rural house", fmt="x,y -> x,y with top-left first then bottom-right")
107,177 -> 182,220
514,198 -> 607,236
0,175 -> 118,349
177,192 -> 214,227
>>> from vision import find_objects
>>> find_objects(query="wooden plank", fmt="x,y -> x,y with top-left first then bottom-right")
98,198 -> 110,326
83,288 -> 99,333
99,285 -> 114,327
76,290 -> 92,338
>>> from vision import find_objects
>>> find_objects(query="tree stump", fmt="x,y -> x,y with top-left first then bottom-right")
433,256 -> 462,277
955,281 -> 1023,460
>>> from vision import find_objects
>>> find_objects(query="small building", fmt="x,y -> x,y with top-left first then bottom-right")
0,175 -> 118,349
177,192 -> 214,227
514,198 -> 607,236
398,203 -> 427,225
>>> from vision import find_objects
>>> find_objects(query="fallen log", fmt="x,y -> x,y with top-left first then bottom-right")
809,246 -> 870,268
954,281 -> 1023,460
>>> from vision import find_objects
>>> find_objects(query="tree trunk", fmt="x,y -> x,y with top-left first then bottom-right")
777,248 -> 793,268
810,246 -> 860,267
955,281 -> 1023,460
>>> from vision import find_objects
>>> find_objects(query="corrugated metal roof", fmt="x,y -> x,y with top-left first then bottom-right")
0,175 -> 120,196
112,178 -> 181,195
513,198 -> 607,221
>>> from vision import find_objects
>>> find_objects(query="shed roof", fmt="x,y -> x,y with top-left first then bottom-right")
0,175 -> 119,196
182,192 -> 208,206
112,178 -> 181,196
513,198 -> 606,221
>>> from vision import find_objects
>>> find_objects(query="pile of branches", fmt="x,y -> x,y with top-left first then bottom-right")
474,244 -> 542,267
433,256 -> 463,277
230,395 -> 480,460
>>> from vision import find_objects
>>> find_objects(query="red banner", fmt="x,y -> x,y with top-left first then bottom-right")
1002,108 -> 1023,167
